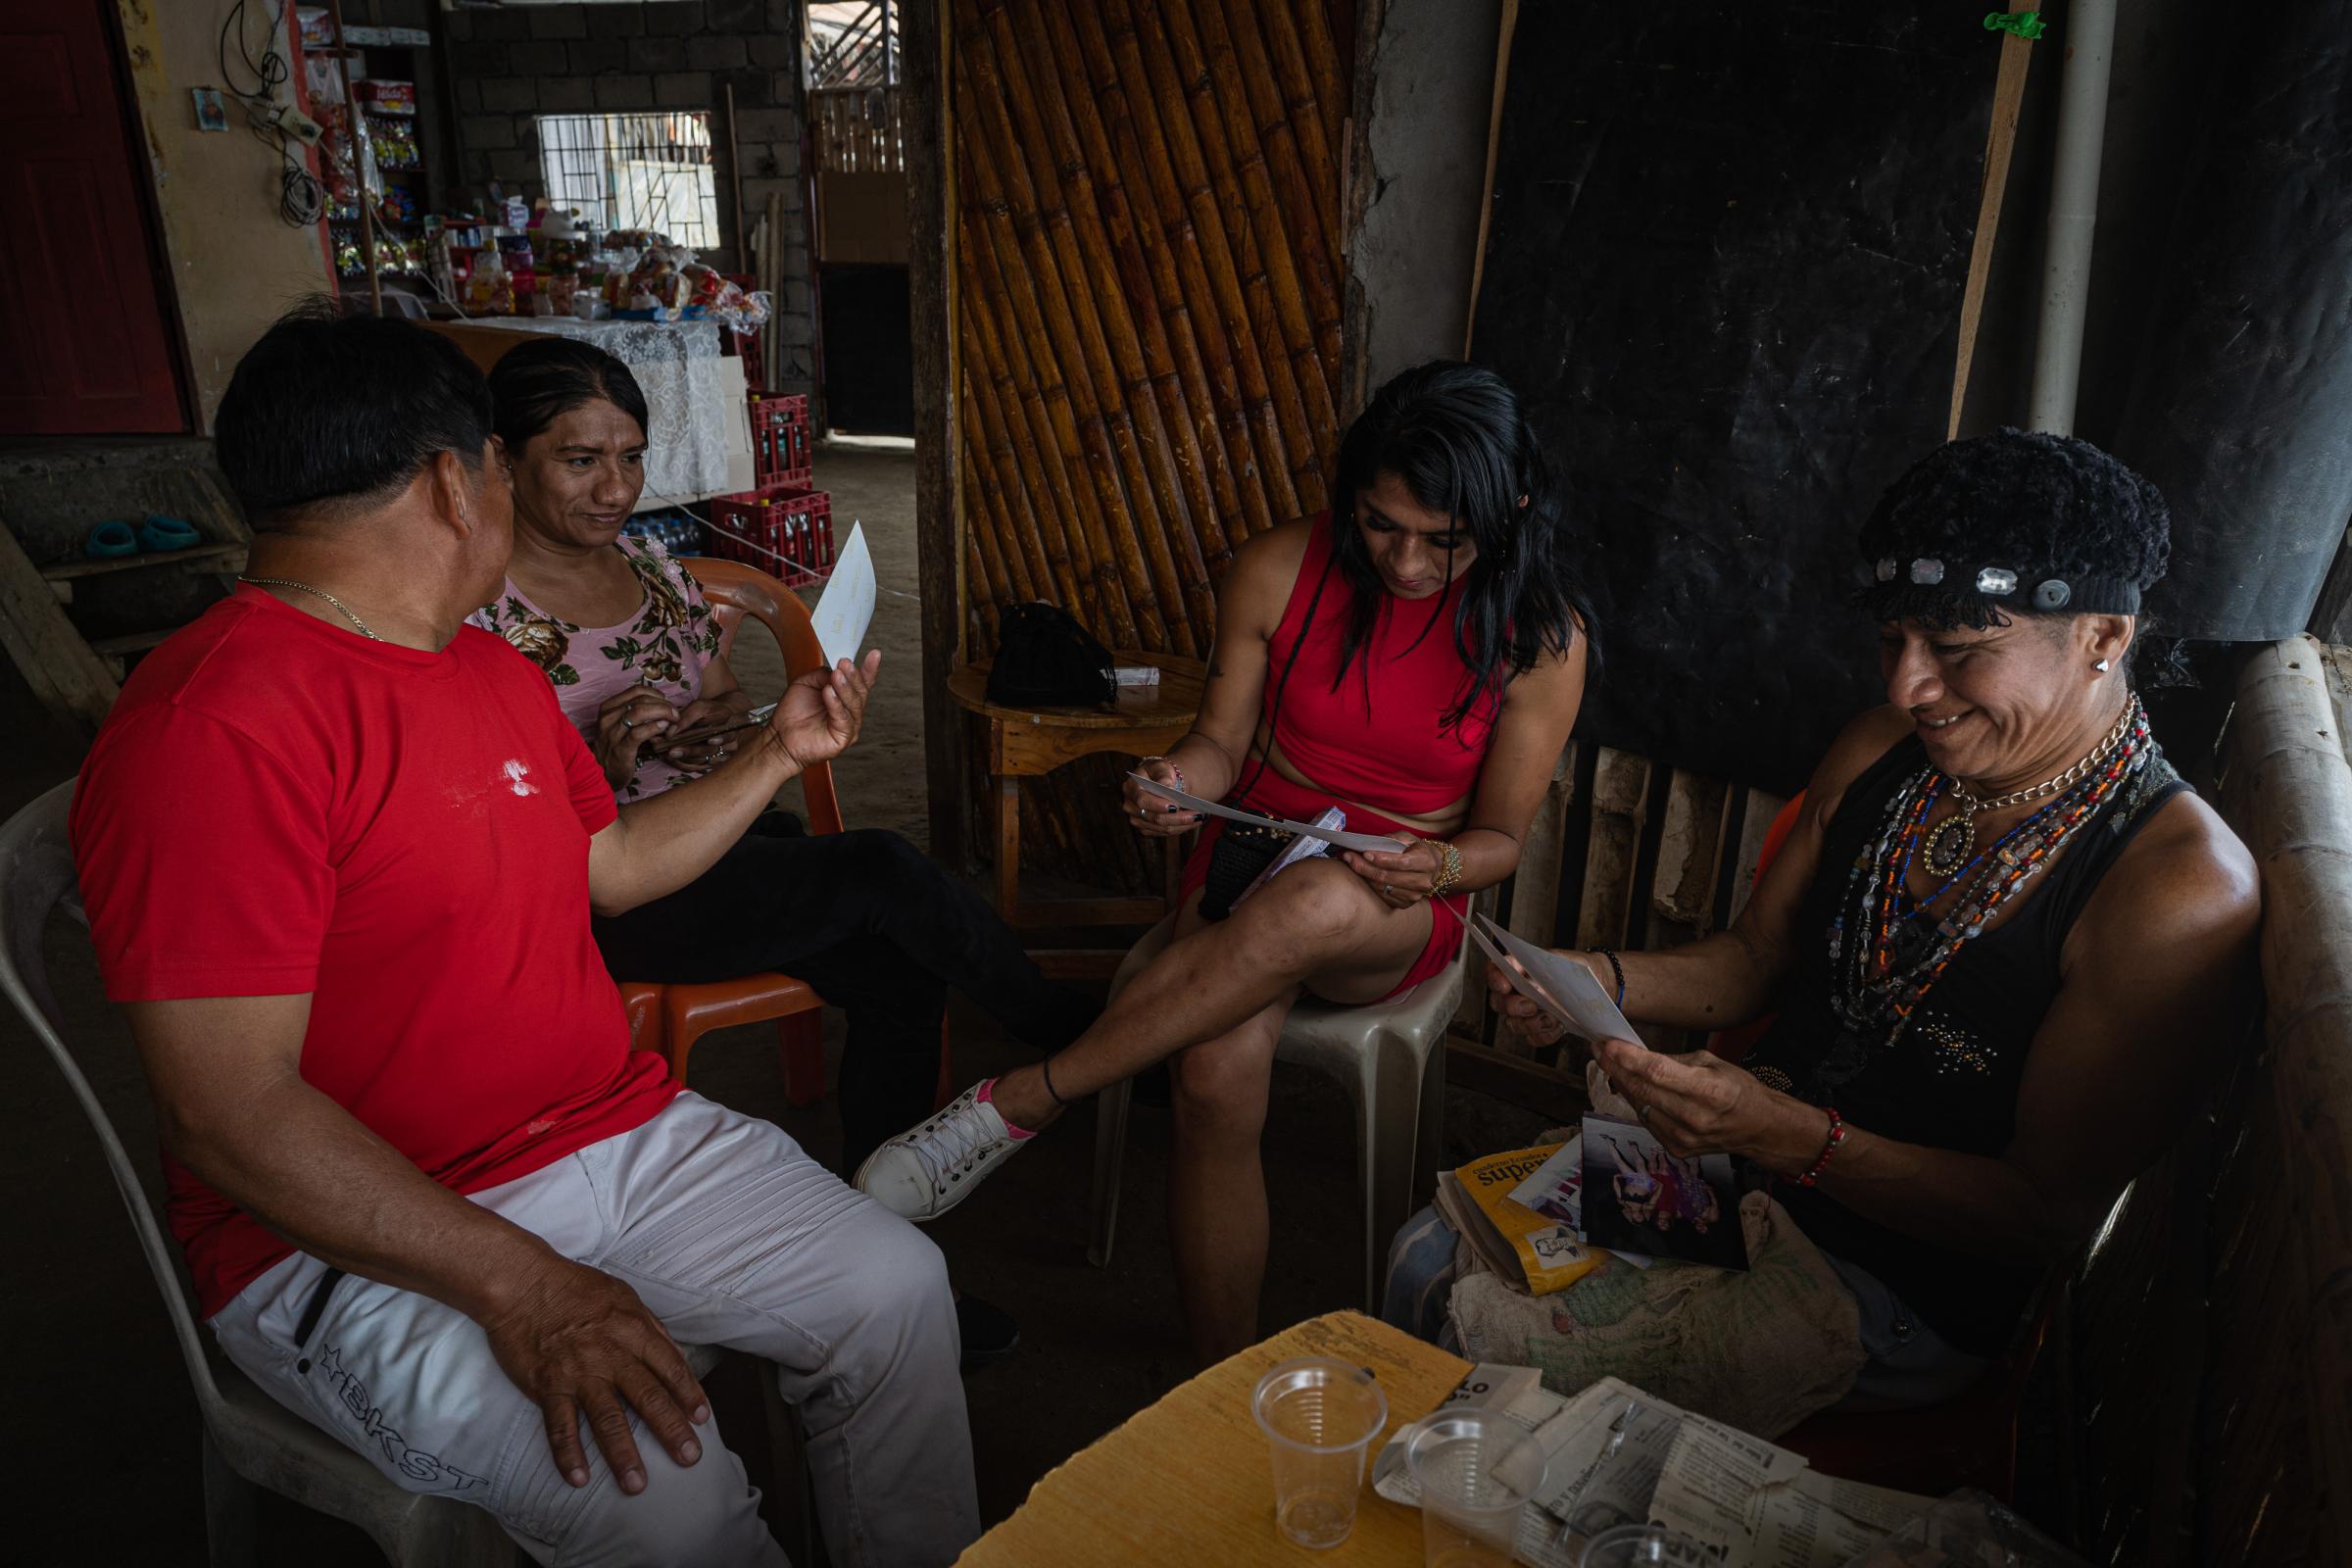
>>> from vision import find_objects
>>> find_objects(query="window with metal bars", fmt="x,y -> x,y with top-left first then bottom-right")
536,113 -> 723,248
807,0 -> 897,88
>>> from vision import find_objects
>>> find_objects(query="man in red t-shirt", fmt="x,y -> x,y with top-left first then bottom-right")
72,305 -> 976,1567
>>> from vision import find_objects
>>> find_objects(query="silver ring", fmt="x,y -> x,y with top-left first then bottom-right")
622,717 -> 638,730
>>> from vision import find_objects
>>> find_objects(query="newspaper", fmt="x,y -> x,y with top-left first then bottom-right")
1374,1370 -> 1933,1568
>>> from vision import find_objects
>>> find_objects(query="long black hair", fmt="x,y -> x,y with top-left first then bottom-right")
1325,360 -> 1597,726
486,337 -> 652,452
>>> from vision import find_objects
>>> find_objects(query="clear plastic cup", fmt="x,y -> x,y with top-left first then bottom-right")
1251,1356 -> 1390,1549
1578,1523 -> 1719,1568
1404,1410 -> 1551,1568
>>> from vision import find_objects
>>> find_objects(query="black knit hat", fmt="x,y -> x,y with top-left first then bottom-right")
1857,428 -> 2171,628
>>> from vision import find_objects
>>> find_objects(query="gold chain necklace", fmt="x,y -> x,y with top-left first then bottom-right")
1922,695 -> 2141,878
238,576 -> 382,642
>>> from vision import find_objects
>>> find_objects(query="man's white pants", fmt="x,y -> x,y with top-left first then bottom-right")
208,1092 -> 980,1567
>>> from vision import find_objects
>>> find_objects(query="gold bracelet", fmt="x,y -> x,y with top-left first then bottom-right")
1430,840 -> 1464,898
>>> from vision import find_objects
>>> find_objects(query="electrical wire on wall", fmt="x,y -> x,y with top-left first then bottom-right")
218,0 -> 325,226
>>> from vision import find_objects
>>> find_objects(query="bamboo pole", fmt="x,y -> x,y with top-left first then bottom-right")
973,8 -> 1207,648
957,426 -> 1027,606
1283,0 -> 1348,250
1251,0 -> 1341,275
1009,0 -> 1234,584
1114,0 -> 1324,507
958,325 -> 1076,613
957,365 -> 1041,604
956,200 -> 1123,639
1063,0 -> 1295,538
1196,0 -> 1344,373
956,42 -> 1177,652
955,133 -> 1143,650
2223,636 -> 2352,1568
1038,0 -> 1263,562
1212,0 -> 1342,368
1151,0 -> 1336,450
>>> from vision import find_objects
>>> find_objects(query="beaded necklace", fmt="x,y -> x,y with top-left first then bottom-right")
1827,700 -> 2150,1048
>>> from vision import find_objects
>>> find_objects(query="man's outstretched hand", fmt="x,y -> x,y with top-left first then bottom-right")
767,650 -> 882,770
479,1254 -> 711,1495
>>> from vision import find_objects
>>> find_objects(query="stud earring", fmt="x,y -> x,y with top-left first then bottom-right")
2093,658 -> 2111,672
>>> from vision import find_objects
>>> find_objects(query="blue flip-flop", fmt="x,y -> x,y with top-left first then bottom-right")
139,514 -> 201,553
84,520 -> 137,559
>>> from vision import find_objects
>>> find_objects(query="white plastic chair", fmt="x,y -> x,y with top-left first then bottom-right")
0,780 -> 523,1564
1086,912 -> 1465,1310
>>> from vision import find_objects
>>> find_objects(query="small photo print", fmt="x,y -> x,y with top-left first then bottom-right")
1579,1113 -> 1747,1270
192,86 -> 230,132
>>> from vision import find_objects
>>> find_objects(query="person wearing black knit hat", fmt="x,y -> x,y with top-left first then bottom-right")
1401,428 -> 2258,1425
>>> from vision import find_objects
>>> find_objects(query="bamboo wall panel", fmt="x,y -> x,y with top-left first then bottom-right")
954,0 -> 1346,891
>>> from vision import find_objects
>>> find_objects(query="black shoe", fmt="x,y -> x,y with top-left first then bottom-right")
956,1292 -> 1020,1372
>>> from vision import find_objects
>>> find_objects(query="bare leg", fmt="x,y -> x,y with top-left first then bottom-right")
1166,996 -> 1291,1365
989,860 -> 1433,1130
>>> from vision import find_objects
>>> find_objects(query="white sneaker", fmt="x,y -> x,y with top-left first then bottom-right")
854,1082 -> 1028,1221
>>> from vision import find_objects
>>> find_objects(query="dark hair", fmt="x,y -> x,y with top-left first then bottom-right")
1857,427 -> 2170,630
1324,360 -> 1597,726
215,298 -> 494,529
487,337 -> 651,452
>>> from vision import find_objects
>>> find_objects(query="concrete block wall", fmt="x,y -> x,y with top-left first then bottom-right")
442,0 -> 813,392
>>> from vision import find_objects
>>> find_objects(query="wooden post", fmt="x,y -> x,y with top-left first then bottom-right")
905,0 -> 970,868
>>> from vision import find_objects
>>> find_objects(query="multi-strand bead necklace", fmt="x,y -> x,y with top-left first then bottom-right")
1828,696 -> 2151,1048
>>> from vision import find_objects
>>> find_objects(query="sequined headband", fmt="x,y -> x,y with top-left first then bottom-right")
1865,558 -> 2142,615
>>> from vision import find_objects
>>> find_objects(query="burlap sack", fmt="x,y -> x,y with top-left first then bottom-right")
1446,1091 -> 1866,1439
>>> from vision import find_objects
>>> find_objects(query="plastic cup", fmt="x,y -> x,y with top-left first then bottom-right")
1404,1411 -> 1550,1568
1251,1356 -> 1390,1549
1578,1524 -> 1718,1568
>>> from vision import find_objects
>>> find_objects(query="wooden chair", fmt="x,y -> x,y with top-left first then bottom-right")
619,557 -> 949,1109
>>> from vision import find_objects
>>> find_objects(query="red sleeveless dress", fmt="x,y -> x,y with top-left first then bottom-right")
1178,514 -> 1501,999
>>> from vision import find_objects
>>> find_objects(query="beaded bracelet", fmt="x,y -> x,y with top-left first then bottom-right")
1794,1106 -> 1846,1188
1429,840 -> 1464,898
1141,754 -> 1186,799
1593,947 -> 1627,1008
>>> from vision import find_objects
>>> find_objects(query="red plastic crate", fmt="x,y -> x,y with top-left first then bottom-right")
704,487 -> 833,583
749,393 -> 810,490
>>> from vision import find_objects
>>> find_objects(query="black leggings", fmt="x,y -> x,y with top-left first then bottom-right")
593,815 -> 1094,1169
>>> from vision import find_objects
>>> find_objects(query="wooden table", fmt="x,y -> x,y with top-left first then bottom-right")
947,651 -> 1207,970
957,1312 -> 1470,1566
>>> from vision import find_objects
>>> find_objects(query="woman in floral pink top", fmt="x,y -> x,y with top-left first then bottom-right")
474,339 -> 1090,1366
472,528 -> 730,801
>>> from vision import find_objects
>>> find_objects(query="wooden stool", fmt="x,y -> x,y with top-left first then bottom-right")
948,652 -> 1205,976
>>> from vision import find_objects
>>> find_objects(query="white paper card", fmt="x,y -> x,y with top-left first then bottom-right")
1468,912 -> 1642,1047
810,522 -> 876,668
1126,773 -> 1409,855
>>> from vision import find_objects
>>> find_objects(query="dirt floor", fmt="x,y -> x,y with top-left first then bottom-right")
0,441 -> 1551,1564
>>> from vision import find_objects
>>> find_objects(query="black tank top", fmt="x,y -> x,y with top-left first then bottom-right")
1745,732 -> 2189,1353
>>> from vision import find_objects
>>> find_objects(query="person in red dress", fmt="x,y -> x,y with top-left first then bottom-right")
858,362 -> 1599,1363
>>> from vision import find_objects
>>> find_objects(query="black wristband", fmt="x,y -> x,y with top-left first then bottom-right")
1041,1053 -> 1071,1106
1594,947 -> 1627,1008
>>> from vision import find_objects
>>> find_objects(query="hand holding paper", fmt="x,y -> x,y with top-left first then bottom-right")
1125,773 -> 1409,855
1468,912 -> 1642,1048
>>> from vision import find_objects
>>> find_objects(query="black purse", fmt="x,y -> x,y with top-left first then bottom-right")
986,603 -> 1115,708
1200,823 -> 1295,922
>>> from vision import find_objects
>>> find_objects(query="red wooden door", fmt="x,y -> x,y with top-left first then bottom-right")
0,2 -> 185,433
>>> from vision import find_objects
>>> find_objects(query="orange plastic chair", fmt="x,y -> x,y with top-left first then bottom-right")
616,556 -> 950,1109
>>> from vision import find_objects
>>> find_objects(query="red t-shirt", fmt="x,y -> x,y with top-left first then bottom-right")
71,586 -> 678,1317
